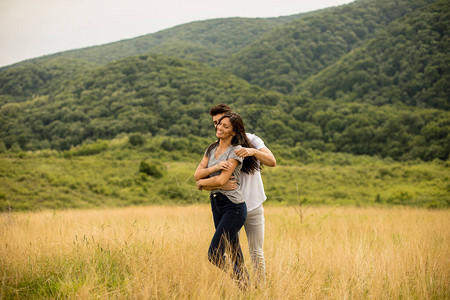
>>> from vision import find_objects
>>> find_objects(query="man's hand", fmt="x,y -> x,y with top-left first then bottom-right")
235,146 -> 276,167
235,147 -> 255,158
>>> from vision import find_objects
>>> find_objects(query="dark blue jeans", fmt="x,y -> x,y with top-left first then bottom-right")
208,192 -> 249,284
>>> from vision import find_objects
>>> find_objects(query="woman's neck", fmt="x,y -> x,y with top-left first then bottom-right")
218,137 -> 232,149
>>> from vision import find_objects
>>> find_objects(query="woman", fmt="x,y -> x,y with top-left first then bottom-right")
194,112 -> 258,288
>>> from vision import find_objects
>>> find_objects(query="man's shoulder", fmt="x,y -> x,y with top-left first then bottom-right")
246,133 -> 266,149
246,132 -> 261,141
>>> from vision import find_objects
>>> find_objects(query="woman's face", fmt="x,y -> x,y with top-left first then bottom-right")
216,117 -> 234,140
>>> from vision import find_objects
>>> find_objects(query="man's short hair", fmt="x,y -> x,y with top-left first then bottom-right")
209,103 -> 232,116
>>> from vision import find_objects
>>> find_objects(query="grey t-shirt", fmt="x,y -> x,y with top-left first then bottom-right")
205,144 -> 244,204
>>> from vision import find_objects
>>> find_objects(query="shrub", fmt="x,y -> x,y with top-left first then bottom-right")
10,143 -> 22,153
139,161 -> 163,179
129,134 -> 144,147
64,141 -> 109,157
0,142 -> 6,154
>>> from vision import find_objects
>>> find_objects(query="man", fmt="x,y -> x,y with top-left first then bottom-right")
200,103 -> 276,284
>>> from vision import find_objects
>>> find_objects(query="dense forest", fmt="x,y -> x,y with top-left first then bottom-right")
222,0 -> 440,93
0,0 -> 448,161
299,0 -> 449,110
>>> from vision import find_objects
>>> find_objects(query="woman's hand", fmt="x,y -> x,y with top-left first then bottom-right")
215,161 -> 233,171
197,176 -> 237,191
220,177 -> 237,190
196,159 -> 239,188
196,181 -> 203,190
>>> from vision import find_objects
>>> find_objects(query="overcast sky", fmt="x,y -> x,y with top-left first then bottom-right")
0,0 -> 355,67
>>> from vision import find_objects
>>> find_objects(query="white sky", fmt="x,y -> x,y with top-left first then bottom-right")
0,0 -> 355,67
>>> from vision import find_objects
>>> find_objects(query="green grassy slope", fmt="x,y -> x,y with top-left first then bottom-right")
1,137 -> 448,211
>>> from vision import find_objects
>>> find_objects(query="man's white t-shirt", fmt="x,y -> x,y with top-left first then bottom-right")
241,133 -> 267,212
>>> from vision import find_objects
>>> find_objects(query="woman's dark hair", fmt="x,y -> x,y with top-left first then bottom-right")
205,112 -> 259,174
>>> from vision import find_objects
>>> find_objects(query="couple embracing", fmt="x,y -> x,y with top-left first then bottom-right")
194,104 -> 276,288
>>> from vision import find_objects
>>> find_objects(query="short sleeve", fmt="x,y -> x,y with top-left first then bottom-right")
227,145 -> 243,163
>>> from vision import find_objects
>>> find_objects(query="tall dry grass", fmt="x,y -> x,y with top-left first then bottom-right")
1,205 -> 449,299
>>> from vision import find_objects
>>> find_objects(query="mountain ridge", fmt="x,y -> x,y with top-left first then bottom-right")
0,0 -> 448,161
297,0 -> 450,110
0,13 -> 308,70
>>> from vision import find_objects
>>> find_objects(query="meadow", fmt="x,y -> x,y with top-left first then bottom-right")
1,205 -> 449,299
1,136 -> 449,298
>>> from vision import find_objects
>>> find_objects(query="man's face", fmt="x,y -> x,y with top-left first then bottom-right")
212,113 -> 225,128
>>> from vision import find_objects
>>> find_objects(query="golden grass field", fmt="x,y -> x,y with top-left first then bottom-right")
1,205 -> 449,299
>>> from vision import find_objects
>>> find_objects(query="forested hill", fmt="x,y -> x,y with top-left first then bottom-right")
0,58 -> 97,102
0,55 -> 275,150
0,54 -> 448,161
298,0 -> 450,110
1,15 -> 305,69
221,0 -> 438,93
0,0 -> 448,161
